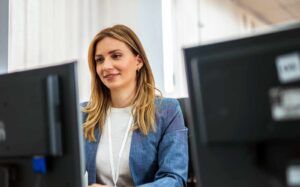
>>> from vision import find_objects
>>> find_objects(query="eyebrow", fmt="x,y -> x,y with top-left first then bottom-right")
95,49 -> 122,58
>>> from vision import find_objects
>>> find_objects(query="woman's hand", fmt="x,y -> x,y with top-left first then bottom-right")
89,184 -> 110,187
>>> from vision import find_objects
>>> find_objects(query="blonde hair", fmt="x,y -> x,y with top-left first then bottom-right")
83,24 -> 159,142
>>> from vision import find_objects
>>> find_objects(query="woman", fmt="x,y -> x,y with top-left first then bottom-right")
82,24 -> 188,187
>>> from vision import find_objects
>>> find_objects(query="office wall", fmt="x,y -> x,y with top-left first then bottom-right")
137,0 -> 164,92
0,0 -> 8,74
163,0 -> 268,98
199,0 -> 266,43
8,0 -> 164,102
8,0 -> 103,102
8,0 -> 267,100
162,0 -> 199,97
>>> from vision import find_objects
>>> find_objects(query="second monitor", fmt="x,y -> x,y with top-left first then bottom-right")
184,24 -> 300,187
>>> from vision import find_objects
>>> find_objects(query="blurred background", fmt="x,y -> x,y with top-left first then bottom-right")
1,0 -> 300,102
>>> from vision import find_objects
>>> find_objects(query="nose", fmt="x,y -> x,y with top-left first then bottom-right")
101,58 -> 113,70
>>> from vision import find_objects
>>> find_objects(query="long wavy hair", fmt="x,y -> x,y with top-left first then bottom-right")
83,24 -> 159,142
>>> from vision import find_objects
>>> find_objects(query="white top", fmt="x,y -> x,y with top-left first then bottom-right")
96,106 -> 134,187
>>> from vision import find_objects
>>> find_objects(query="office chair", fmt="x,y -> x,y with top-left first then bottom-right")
177,97 -> 196,187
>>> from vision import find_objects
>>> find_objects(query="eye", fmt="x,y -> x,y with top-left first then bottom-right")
95,57 -> 104,64
111,53 -> 122,60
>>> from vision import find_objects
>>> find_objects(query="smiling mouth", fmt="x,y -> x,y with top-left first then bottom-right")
103,74 -> 119,79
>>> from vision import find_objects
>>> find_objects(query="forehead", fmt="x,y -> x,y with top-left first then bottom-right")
95,37 -> 131,55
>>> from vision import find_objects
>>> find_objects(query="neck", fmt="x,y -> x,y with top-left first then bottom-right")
110,84 -> 136,108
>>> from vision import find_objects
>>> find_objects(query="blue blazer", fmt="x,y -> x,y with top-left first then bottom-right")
82,98 -> 188,187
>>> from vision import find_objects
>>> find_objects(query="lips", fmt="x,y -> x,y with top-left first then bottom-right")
103,73 -> 120,79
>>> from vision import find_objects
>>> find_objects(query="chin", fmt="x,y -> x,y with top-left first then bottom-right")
103,82 -> 122,90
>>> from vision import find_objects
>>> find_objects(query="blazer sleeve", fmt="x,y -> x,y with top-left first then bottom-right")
137,99 -> 189,187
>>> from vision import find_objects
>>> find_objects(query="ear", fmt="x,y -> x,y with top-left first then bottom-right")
136,55 -> 144,70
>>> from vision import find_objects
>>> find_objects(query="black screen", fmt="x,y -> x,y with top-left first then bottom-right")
184,24 -> 300,187
0,62 -> 85,187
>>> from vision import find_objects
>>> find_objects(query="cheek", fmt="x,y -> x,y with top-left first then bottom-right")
95,65 -> 102,77
95,64 -> 101,73
122,66 -> 135,77
123,61 -> 138,74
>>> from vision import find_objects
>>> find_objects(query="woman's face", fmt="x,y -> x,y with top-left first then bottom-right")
94,37 -> 143,91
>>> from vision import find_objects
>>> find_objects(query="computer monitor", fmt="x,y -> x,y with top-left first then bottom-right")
184,24 -> 300,187
0,62 -> 85,187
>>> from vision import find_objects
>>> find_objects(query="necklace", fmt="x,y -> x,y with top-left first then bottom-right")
107,111 -> 133,187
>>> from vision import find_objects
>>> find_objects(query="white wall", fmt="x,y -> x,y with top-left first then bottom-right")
8,0 -> 270,100
137,0 -> 164,92
8,0 -> 164,102
8,0 -> 104,102
199,0 -> 266,43
162,0 -> 269,98
162,0 -> 199,97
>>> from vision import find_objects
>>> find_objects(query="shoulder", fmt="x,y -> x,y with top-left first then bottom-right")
154,97 -> 181,116
155,97 -> 180,111
154,97 -> 185,132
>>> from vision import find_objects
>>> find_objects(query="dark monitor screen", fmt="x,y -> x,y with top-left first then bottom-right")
184,24 -> 300,187
0,62 -> 85,187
